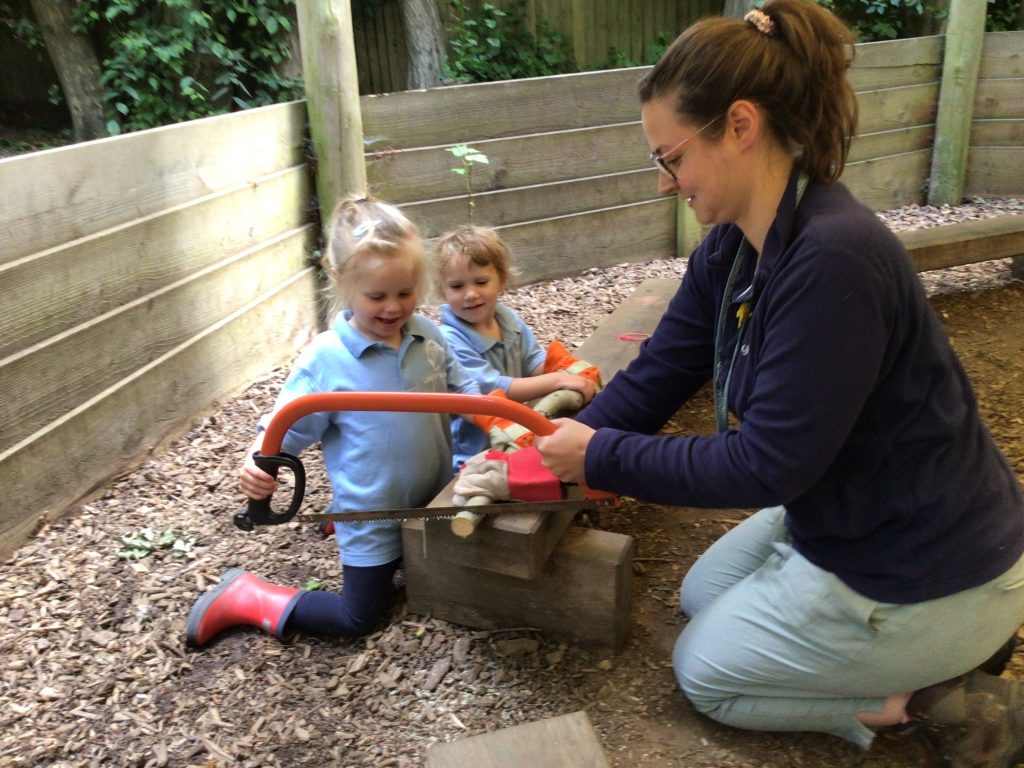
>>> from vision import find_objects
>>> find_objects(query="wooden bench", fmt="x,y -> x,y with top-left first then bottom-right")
403,278 -> 678,649
899,213 -> 1024,275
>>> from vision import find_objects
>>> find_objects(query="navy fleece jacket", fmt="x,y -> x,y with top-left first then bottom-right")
577,171 -> 1024,603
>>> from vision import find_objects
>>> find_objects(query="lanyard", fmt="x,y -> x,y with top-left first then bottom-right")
713,173 -> 808,433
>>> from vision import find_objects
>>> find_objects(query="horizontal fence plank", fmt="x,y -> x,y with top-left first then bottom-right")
369,122 -> 648,203
856,82 -> 940,134
901,214 -> 1024,272
980,31 -> 1024,79
971,118 -> 1024,146
964,147 -> 1024,197
0,165 -> 311,360
493,198 -> 676,284
0,269 -> 318,559
849,63 -> 942,92
402,169 -> 662,237
853,35 -> 943,70
974,78 -> 1024,120
0,101 -> 307,264
361,68 -> 648,150
0,227 -> 314,449
849,125 -> 934,163
841,150 -> 931,211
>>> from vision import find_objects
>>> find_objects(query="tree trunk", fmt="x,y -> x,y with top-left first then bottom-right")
28,0 -> 106,140
722,0 -> 756,19
400,0 -> 445,89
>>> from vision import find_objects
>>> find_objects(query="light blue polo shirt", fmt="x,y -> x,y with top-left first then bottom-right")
261,311 -> 480,566
439,303 -> 546,468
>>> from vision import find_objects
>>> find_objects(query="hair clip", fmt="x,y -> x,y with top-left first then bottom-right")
352,220 -> 378,238
744,9 -> 775,36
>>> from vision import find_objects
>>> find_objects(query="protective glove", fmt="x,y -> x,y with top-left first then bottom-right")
453,446 -> 563,505
543,340 -> 603,390
469,389 -> 537,452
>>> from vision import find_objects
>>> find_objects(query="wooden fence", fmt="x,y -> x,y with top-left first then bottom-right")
363,32 -> 1024,283
1,31 -> 1021,556
0,101 -> 318,556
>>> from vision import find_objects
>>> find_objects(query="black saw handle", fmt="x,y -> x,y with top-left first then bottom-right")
233,452 -> 306,531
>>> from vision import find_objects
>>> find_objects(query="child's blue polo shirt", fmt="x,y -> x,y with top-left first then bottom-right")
261,311 -> 480,566
439,303 -> 546,468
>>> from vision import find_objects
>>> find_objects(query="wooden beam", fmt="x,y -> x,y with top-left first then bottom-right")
426,712 -> 609,768
840,150 -> 931,211
297,0 -> 366,223
899,214 -> 1024,272
928,0 -> 988,205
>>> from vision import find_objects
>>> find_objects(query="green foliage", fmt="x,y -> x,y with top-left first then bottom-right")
444,0 -> 575,83
817,0 -> 1022,41
117,526 -> 195,560
986,0 -> 1023,31
595,33 -> 673,70
0,1 -> 42,48
305,578 -> 328,591
447,143 -> 490,220
72,0 -> 303,133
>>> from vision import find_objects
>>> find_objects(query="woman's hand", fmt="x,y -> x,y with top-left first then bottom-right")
535,417 -> 595,484
239,453 -> 278,500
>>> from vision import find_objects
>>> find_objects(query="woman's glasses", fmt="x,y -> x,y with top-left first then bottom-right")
649,114 -> 724,181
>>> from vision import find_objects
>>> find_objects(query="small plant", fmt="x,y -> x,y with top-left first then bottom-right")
305,578 -> 328,591
117,526 -> 195,560
447,144 -> 490,221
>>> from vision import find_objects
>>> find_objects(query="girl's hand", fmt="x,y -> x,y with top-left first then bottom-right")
240,455 -> 278,500
557,373 -> 597,403
535,418 -> 595,484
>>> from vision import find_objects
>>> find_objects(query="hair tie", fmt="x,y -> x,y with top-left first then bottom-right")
744,9 -> 775,36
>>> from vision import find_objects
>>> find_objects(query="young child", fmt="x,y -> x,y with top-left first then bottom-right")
434,225 -> 598,469
186,195 -> 481,646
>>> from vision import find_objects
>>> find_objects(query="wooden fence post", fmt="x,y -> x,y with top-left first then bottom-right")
927,0 -> 987,206
297,0 -> 367,227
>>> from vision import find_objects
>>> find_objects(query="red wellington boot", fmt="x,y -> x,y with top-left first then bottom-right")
185,568 -> 303,647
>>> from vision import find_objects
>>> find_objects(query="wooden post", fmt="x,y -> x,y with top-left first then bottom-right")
296,0 -> 367,227
676,196 -> 701,258
927,0 -> 987,206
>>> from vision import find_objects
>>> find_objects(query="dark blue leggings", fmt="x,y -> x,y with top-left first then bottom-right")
287,558 -> 401,637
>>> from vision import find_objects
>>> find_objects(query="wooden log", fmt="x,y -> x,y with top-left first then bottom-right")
404,522 -> 634,650
928,0 -> 988,205
426,711 -> 609,768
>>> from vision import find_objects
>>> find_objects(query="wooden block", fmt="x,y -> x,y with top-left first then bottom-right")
426,711 -> 609,768
414,483 -> 581,580
403,523 -> 633,650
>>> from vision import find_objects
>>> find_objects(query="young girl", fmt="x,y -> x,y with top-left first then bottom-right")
186,195 -> 480,646
434,225 -> 598,468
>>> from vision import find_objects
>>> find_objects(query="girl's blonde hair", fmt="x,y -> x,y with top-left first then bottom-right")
638,0 -> 857,184
322,195 -> 424,315
433,225 -> 515,294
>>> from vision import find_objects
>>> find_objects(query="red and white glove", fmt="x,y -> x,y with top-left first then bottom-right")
469,389 -> 536,452
453,446 -> 563,505
543,340 -> 603,390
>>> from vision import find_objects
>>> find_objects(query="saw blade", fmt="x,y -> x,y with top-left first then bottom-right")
298,498 -> 601,524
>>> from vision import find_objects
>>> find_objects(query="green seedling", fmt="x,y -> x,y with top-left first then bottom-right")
447,144 -> 490,221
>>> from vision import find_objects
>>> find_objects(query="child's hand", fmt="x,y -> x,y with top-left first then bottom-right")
240,454 -> 278,500
556,372 -> 597,403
